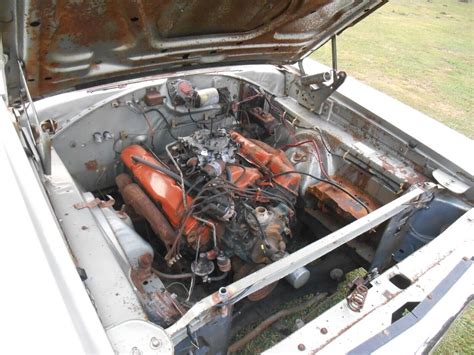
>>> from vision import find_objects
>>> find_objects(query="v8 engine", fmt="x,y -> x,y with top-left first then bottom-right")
119,127 -> 309,291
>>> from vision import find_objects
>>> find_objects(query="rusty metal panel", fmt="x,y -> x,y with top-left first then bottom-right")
1,0 -> 386,100
307,176 -> 380,220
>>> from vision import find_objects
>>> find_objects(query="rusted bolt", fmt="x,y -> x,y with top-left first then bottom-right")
320,327 -> 328,334
463,256 -> 469,261
298,343 -> 306,351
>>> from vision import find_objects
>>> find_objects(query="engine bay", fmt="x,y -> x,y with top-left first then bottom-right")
35,67 -> 472,353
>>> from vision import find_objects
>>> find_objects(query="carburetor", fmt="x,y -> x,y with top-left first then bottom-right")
177,128 -> 237,177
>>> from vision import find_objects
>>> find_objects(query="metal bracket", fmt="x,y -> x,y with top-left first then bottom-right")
297,36 -> 346,112
73,195 -> 116,210
432,169 -> 470,194
296,71 -> 347,112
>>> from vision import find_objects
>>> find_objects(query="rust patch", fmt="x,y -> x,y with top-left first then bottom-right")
84,159 -> 98,171
144,87 -> 165,106
307,175 -> 380,221
378,155 -> 426,185
21,0 -> 372,98
382,290 -> 394,300
120,181 -> 177,248
247,107 -> 279,134
73,196 -> 115,210
40,119 -> 58,134
131,253 -> 153,293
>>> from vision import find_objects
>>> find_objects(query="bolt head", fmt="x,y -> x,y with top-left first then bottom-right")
150,337 -> 161,349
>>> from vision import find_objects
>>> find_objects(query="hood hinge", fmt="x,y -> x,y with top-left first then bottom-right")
296,36 -> 346,112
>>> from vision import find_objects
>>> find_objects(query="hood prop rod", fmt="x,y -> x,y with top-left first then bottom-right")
17,60 -> 52,175
331,35 -> 338,72
299,35 -> 341,86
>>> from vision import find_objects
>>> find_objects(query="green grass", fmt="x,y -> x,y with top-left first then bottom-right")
234,268 -> 366,354
311,0 -> 474,139
433,300 -> 474,355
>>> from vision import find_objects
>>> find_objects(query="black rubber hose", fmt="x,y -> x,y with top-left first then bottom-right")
151,268 -> 192,279
208,272 -> 228,282
131,155 -> 192,188
144,108 -> 178,140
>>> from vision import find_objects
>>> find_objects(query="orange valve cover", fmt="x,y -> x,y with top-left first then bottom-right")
121,145 -> 210,246
230,131 -> 300,194
227,165 -> 262,189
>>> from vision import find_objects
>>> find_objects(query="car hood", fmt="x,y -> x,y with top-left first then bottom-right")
1,0 -> 386,101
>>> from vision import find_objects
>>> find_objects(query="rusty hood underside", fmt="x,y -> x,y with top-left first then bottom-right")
1,0 -> 386,101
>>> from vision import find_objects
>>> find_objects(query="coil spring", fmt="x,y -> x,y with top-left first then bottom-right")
346,284 -> 368,312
